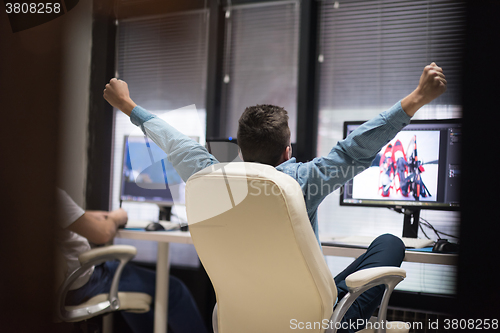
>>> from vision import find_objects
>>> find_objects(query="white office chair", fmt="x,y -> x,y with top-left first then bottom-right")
186,162 -> 409,333
55,245 -> 151,331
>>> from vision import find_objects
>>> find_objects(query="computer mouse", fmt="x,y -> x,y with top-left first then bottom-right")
145,222 -> 165,231
432,239 -> 459,253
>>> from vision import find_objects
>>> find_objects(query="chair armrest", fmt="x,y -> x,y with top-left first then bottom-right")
213,303 -> 219,333
326,267 -> 406,333
56,245 -> 137,322
78,245 -> 137,265
345,267 -> 406,290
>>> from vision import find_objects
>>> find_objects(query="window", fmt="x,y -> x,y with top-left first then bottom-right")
110,10 -> 209,265
221,0 -> 300,141
316,0 -> 465,294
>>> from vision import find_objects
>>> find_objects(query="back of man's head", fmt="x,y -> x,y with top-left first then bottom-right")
237,104 -> 290,166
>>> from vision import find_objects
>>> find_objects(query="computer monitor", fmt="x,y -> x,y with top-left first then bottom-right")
339,119 -> 461,238
120,135 -> 192,219
206,138 -> 297,163
206,138 -> 240,163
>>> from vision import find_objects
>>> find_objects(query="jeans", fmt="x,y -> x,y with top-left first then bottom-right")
67,261 -> 208,333
334,234 -> 405,333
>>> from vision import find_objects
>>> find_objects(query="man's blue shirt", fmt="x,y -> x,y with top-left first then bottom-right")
130,102 -> 411,243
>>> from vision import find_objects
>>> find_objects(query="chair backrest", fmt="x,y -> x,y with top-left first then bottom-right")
186,162 -> 337,333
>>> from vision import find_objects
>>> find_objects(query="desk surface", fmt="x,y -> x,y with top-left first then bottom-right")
117,229 -> 193,244
321,244 -> 457,265
117,229 -> 457,266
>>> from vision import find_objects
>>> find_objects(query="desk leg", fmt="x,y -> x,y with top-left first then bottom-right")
155,242 -> 170,333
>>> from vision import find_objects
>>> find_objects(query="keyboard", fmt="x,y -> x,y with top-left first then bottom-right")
400,237 -> 435,249
322,235 -> 434,249
124,220 -> 180,231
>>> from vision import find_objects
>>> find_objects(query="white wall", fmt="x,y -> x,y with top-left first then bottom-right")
58,0 -> 92,206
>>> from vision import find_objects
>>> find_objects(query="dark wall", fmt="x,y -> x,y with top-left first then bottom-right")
0,9 -> 62,333
457,0 -> 500,325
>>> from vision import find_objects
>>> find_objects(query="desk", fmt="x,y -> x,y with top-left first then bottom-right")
321,245 -> 457,266
116,229 -> 192,333
116,229 -> 457,333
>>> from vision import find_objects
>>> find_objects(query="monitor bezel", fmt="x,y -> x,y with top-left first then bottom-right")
339,118 -> 461,212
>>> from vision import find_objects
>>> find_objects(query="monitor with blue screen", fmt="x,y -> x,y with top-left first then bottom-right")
120,135 -> 191,219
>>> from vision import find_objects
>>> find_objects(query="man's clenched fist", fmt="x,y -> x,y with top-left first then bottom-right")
103,78 -> 137,116
416,62 -> 447,105
401,62 -> 447,117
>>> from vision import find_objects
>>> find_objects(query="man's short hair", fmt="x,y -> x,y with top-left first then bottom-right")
237,104 -> 290,166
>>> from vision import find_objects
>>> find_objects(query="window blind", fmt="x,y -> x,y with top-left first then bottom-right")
221,0 -> 300,141
316,0 -> 465,294
116,10 -> 209,111
110,10 -> 209,266
317,0 -> 465,110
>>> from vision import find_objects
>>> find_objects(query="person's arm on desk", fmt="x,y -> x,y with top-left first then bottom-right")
103,79 -> 218,182
67,208 -> 128,244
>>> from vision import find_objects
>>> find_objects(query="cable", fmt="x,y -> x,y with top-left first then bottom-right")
419,216 -> 459,239
418,223 -> 431,239
418,218 -> 441,239
170,211 -> 187,224
388,208 -> 459,240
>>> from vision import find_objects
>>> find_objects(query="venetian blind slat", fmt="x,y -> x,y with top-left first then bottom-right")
221,1 -> 300,141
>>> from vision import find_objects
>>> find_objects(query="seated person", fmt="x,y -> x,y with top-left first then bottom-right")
56,188 -> 208,333
103,63 -> 446,332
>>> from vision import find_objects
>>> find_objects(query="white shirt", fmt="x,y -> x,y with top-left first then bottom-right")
57,189 -> 94,290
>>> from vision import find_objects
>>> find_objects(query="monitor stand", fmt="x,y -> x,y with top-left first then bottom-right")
158,205 -> 172,221
158,205 -> 188,231
402,208 -> 420,238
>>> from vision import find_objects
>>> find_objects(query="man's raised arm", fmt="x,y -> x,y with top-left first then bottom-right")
103,79 -> 218,182
295,63 -> 448,206
334,62 -> 447,168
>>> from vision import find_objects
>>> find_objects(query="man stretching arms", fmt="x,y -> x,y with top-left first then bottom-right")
103,63 -> 446,332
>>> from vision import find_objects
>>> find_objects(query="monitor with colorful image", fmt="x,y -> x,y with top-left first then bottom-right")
340,119 -> 461,211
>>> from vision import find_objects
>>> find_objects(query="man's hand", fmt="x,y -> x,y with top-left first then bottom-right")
103,78 -> 137,116
67,208 -> 128,244
108,208 -> 128,228
401,63 -> 447,117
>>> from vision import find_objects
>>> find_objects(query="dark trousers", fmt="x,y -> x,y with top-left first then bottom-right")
66,261 -> 208,333
334,234 -> 405,333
